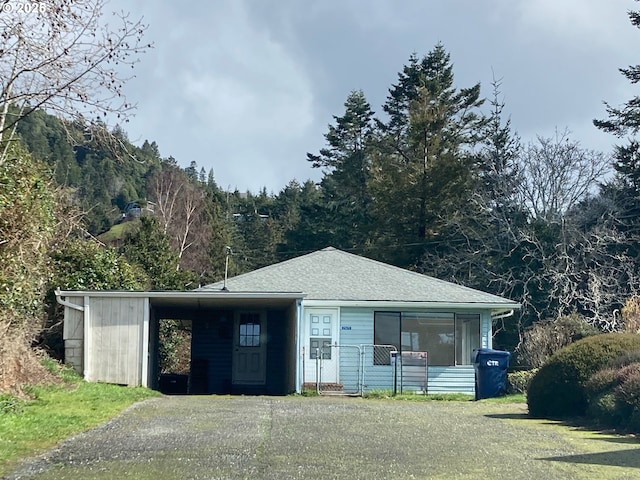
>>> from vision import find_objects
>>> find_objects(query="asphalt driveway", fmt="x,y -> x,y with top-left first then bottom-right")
5,395 -> 639,480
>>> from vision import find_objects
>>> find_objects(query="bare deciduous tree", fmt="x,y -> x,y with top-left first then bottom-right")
148,167 -> 210,275
516,130 -> 611,222
534,221 -> 639,331
0,0 -> 151,163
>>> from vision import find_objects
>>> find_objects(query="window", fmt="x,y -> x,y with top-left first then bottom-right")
238,314 -> 261,347
455,314 -> 480,365
373,312 -> 400,365
402,313 -> 454,366
373,311 -> 481,366
309,338 -> 332,360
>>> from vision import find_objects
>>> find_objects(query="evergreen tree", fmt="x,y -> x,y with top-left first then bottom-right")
278,180 -> 332,257
120,216 -> 193,290
594,2 -> 640,247
307,90 -> 376,250
184,160 -> 199,181
373,44 -> 486,266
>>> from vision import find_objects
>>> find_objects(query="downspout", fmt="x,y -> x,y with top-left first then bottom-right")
54,289 -> 85,312
491,309 -> 514,322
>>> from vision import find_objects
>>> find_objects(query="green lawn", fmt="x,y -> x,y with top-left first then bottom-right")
97,220 -> 139,243
0,377 -> 159,477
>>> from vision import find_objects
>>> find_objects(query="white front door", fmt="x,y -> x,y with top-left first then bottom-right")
232,312 -> 266,385
304,308 -> 339,385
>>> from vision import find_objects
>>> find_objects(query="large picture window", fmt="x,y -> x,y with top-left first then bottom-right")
374,312 -> 481,366
402,313 -> 454,366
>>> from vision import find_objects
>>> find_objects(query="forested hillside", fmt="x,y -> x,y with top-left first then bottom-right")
3,2 -> 640,396
12,44 -> 639,348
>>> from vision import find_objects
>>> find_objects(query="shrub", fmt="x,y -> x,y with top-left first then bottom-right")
607,349 -> 640,369
586,392 -> 623,427
631,408 -> 640,432
518,313 -> 599,368
614,363 -> 640,410
507,369 -> 538,394
585,362 -> 640,432
527,333 -> 640,418
584,367 -> 618,398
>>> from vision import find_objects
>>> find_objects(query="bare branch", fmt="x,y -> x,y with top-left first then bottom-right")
0,0 -> 152,164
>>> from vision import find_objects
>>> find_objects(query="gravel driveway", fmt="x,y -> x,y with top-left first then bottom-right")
4,395 -> 639,479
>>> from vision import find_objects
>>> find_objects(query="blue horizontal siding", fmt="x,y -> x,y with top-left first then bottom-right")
426,366 -> 475,395
336,307 -> 477,395
356,365 -> 475,395
338,308 -> 372,393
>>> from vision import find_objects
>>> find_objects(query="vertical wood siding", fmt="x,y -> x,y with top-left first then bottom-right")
62,296 -> 84,375
87,297 -> 144,386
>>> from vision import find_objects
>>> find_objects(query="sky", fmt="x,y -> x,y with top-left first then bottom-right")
110,0 -> 639,194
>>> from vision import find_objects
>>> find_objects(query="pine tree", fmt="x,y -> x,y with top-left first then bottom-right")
307,90 -> 376,249
593,3 -> 640,241
373,44 -> 486,266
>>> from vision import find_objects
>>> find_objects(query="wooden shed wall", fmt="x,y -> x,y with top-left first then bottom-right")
62,296 -> 84,375
87,297 -> 145,386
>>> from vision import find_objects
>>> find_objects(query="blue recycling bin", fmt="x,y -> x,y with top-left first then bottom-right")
473,348 -> 511,400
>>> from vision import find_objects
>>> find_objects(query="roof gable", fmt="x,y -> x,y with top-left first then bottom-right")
199,247 -> 518,307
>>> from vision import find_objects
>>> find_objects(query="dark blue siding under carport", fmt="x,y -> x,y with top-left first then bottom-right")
190,309 -> 293,395
190,310 -> 233,394
265,309 -> 290,395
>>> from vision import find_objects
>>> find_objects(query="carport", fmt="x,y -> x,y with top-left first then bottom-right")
55,290 -> 304,395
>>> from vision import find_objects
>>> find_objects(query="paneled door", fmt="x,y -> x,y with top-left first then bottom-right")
304,309 -> 338,385
232,312 -> 266,385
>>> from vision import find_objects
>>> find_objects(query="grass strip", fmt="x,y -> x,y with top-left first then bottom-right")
0,379 -> 160,476
363,389 -> 526,403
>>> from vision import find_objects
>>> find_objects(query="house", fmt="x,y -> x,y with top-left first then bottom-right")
57,247 -> 520,395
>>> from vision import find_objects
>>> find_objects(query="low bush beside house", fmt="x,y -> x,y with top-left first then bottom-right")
527,333 -> 640,418
507,369 -> 538,394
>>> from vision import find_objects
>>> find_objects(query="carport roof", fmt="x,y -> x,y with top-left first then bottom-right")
55,290 -> 305,310
198,247 -> 520,309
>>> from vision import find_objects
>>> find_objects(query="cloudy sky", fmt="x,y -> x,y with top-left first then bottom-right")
111,0 -> 638,194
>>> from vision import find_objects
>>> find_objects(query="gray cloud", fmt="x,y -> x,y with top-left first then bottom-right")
112,0 -> 638,193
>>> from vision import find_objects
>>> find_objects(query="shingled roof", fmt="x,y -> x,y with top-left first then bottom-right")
199,247 -> 519,308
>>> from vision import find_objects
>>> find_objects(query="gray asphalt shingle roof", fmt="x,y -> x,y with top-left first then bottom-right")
199,247 -> 519,307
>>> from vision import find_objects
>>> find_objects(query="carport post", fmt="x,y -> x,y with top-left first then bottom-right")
83,295 -> 90,381
296,298 -> 303,393
140,297 -> 150,387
